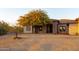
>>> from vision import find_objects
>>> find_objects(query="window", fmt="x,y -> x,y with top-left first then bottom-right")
59,26 -> 66,32
26,26 -> 31,31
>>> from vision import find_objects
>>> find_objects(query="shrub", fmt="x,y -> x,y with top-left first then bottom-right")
0,27 -> 7,35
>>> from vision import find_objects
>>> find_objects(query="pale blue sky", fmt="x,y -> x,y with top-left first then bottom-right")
0,8 -> 79,25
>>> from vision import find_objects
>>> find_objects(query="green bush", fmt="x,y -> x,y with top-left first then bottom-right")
0,21 -> 9,35
0,21 -> 23,35
0,27 -> 7,35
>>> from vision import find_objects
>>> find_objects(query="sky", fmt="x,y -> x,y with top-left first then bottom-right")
0,8 -> 79,25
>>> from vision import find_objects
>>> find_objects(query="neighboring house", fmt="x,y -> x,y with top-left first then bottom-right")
23,19 -> 79,35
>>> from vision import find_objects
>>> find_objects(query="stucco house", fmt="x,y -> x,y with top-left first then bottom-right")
23,19 -> 79,35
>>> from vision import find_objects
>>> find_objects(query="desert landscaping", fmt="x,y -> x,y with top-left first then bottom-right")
0,34 -> 79,51
1,9 -> 79,51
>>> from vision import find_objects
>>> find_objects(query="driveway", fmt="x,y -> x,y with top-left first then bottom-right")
0,34 -> 79,51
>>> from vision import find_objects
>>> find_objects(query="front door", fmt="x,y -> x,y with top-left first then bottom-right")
34,26 -> 42,33
46,24 -> 53,33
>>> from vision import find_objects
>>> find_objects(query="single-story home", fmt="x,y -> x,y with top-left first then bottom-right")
23,19 -> 79,35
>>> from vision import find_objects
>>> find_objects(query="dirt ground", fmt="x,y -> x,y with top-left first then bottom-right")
0,34 -> 79,51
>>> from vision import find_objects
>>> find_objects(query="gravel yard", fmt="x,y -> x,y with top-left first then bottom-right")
0,34 -> 79,51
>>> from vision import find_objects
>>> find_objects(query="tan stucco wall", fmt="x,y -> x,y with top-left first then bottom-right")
69,24 -> 78,35
77,21 -> 79,34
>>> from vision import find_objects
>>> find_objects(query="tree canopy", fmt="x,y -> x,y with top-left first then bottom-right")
17,9 -> 50,26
